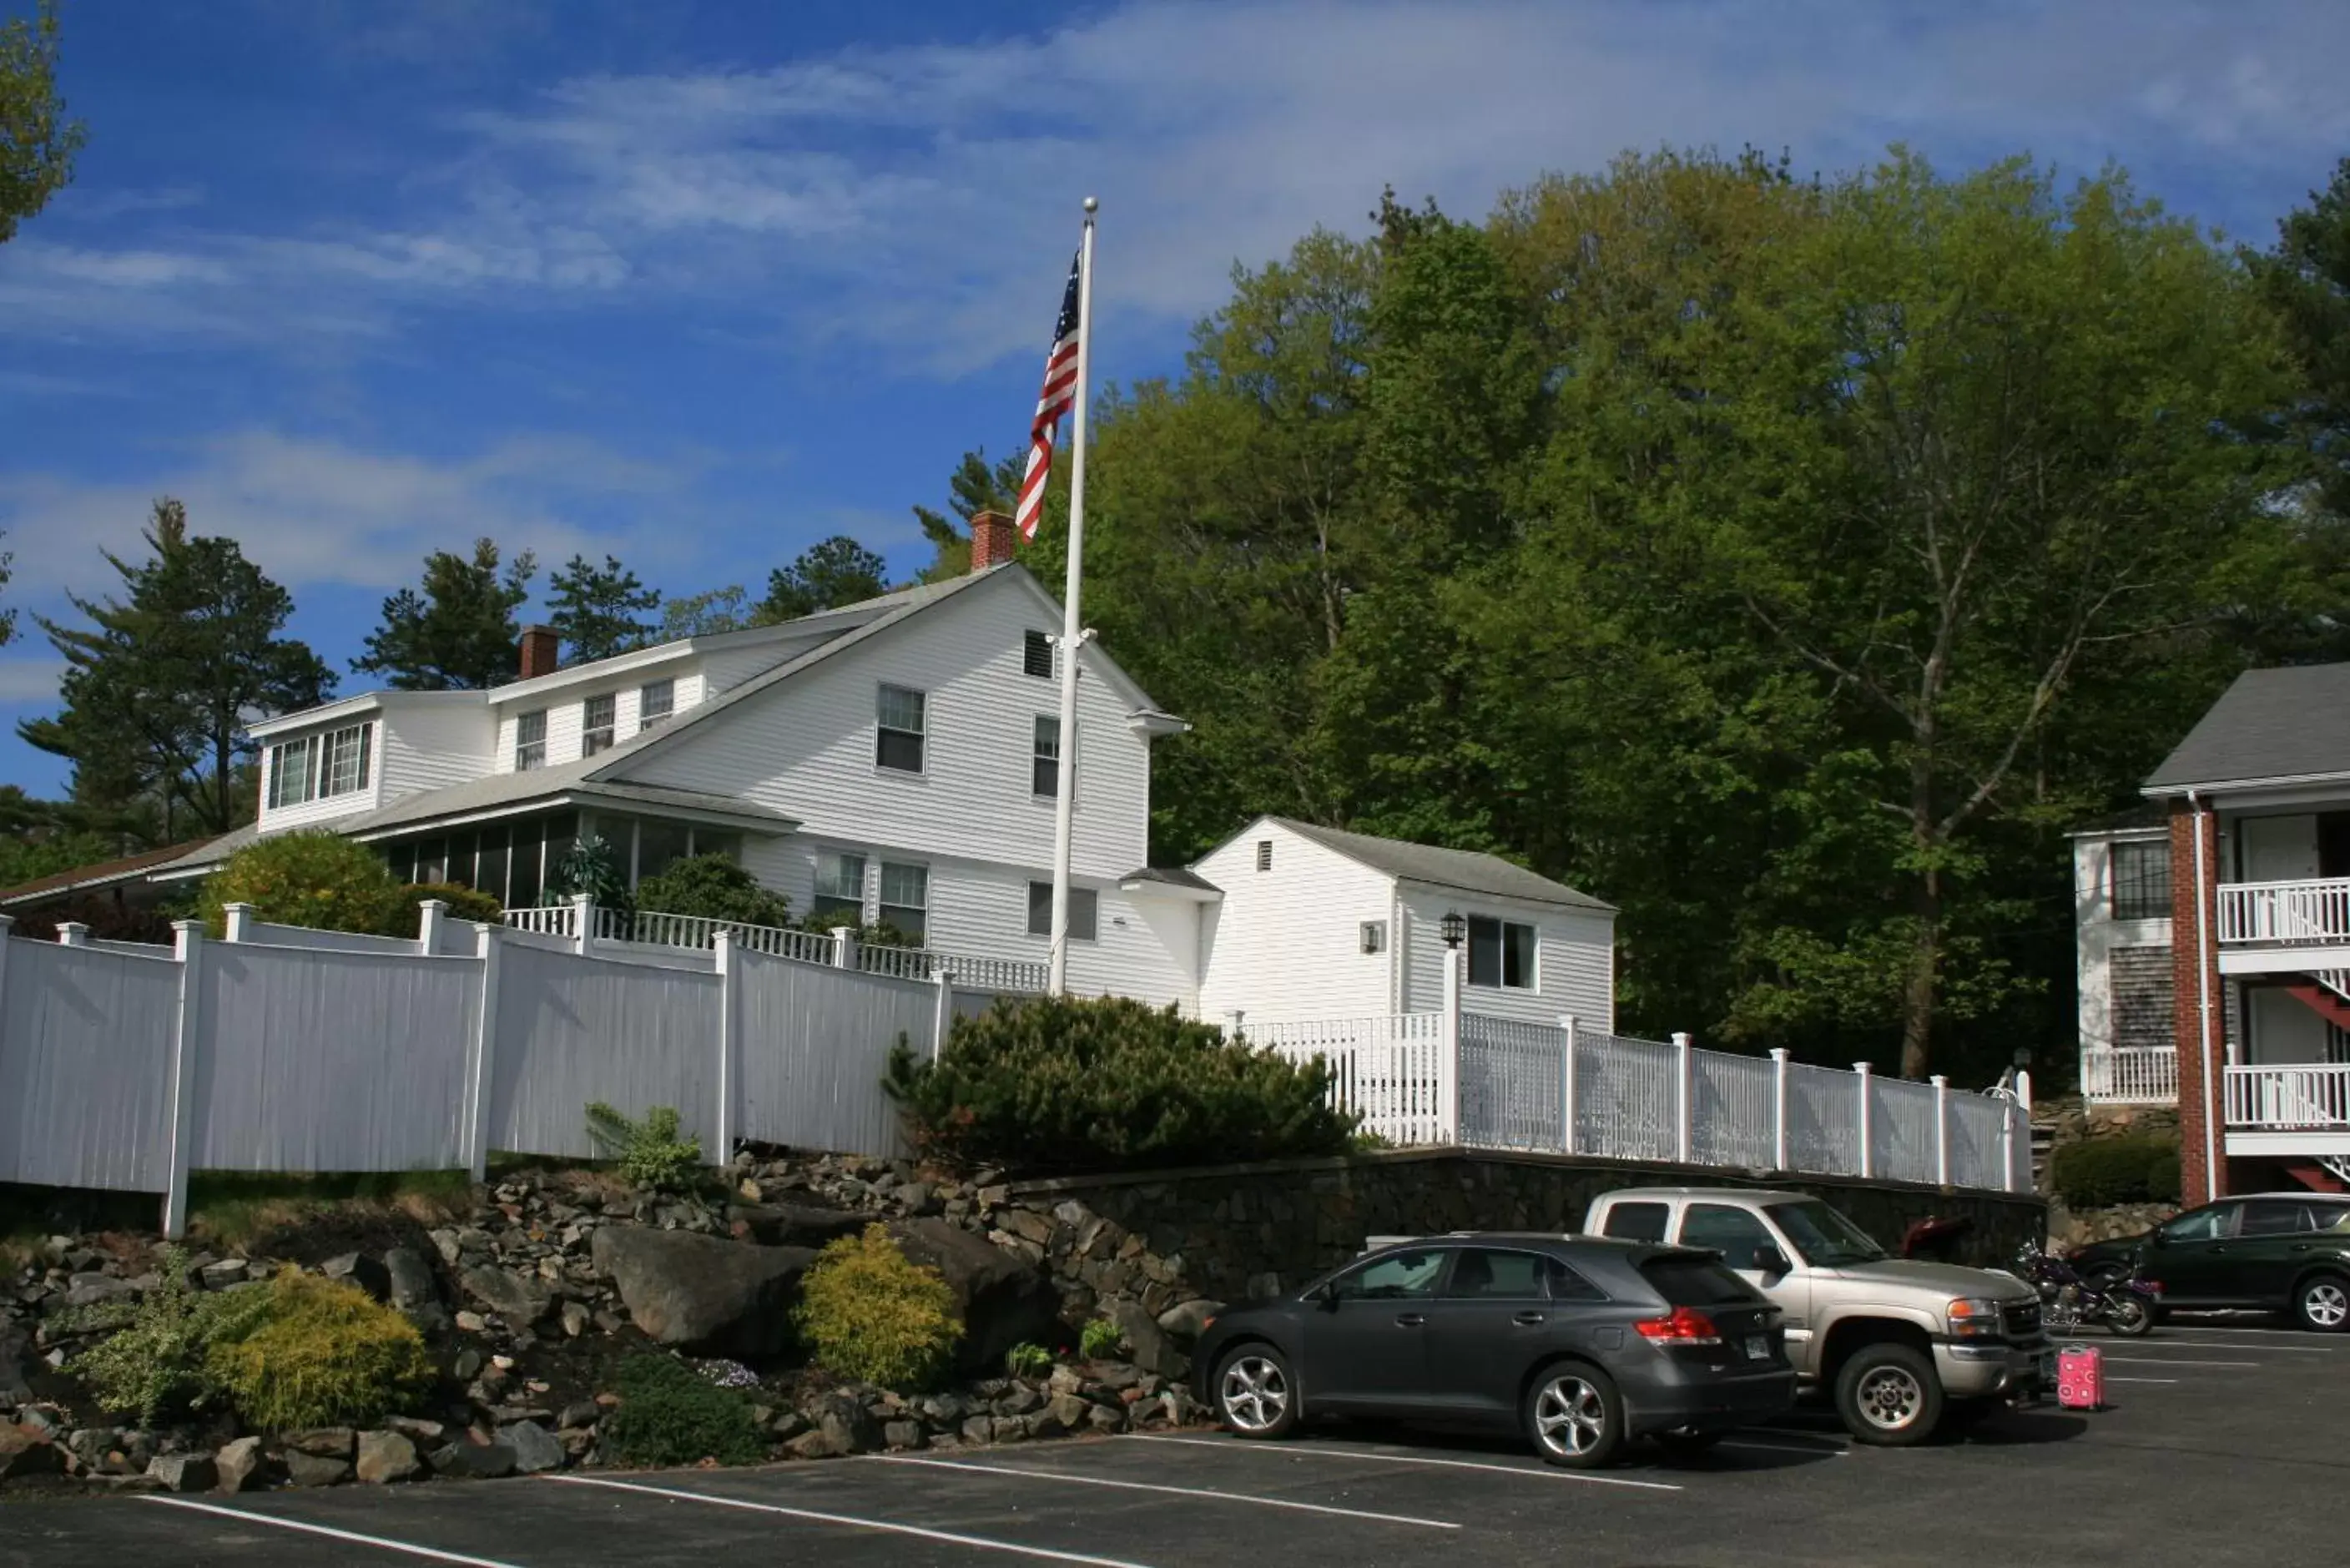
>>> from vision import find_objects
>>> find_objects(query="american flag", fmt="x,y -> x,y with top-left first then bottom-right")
1016,250 -> 1083,541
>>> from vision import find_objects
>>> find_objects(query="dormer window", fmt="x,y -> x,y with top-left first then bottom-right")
266,722 -> 371,809
515,710 -> 547,771
582,693 -> 617,756
639,678 -> 675,730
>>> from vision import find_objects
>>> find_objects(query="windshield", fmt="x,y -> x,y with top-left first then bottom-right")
1763,1200 -> 1887,1267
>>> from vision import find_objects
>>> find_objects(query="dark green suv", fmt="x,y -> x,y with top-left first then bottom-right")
2070,1193 -> 2350,1332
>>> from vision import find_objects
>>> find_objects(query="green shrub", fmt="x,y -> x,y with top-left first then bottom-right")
72,1250 -> 272,1424
1003,1341 -> 1053,1378
550,834 -> 632,914
793,911 -> 919,949
2052,1132 -> 2181,1208
883,995 -> 1360,1173
199,832 -> 402,939
204,1273 -> 433,1431
603,1354 -> 765,1467
633,855 -> 792,930
1080,1318 -> 1123,1359
402,882 -> 505,930
794,1224 -> 961,1390
585,1102 -> 704,1192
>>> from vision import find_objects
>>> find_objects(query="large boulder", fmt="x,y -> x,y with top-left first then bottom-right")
590,1225 -> 814,1358
355,1430 -> 423,1485
460,1265 -> 552,1328
0,1424 -> 63,1485
885,1218 -> 1060,1373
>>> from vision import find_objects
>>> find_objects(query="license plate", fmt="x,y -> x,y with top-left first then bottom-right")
1744,1334 -> 1769,1361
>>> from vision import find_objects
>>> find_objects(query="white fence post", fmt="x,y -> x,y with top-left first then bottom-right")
161,920 -> 206,1240
0,915 -> 12,1053
1770,1047 -> 1790,1172
571,893 -> 595,956
1931,1074 -> 1950,1187
932,966 -> 955,1062
1854,1061 -> 1875,1178
220,902 -> 253,944
1440,945 -> 1463,1144
56,922 -> 88,947
1558,1013 -> 1579,1157
416,897 -> 447,956
464,924 -> 502,1182
712,929 -> 737,1169
1672,1031 -> 1694,1165
2014,1067 -> 2035,1193
830,927 -> 859,971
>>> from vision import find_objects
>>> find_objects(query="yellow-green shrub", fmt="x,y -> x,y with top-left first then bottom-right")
794,1224 -> 961,1390
205,1273 -> 433,1431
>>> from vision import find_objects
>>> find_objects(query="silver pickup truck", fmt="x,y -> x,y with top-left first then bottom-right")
1584,1187 -> 2050,1445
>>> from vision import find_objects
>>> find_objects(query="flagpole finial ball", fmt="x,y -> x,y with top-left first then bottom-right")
1082,196 -> 1098,213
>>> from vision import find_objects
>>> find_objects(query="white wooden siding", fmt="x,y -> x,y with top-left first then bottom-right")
379,703 -> 494,801
1194,820 -> 1397,1025
1396,882 -> 1614,1031
618,572 -> 1148,880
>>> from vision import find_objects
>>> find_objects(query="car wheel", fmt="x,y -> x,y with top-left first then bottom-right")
1523,1362 -> 1626,1469
1212,1344 -> 1299,1438
2292,1274 -> 2350,1334
2106,1293 -> 2156,1338
1833,1343 -> 1944,1447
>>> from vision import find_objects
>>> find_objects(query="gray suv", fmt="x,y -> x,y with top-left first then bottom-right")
1586,1188 -> 2049,1444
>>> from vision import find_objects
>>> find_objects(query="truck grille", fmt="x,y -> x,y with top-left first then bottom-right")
2003,1302 -> 2042,1338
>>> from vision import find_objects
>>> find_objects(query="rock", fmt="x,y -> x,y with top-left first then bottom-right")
557,1401 -> 602,1432
461,1265 -> 552,1327
284,1428 -> 356,1460
1106,1298 -> 1184,1379
885,1218 -> 1060,1373
428,1439 -> 517,1480
0,1424 -> 63,1483
452,1349 -> 483,1382
282,1451 -> 352,1487
1156,1299 -> 1222,1342
560,1301 -> 590,1339
0,1325 -> 28,1405
882,1419 -> 925,1450
896,1182 -> 939,1217
1087,1404 -> 1126,1434
213,1436 -> 265,1493
386,1416 -> 446,1443
321,1253 -> 392,1300
355,1429 -> 423,1484
812,1394 -> 880,1456
455,1311 -> 487,1334
589,1227 -> 814,1358
61,1273 -> 135,1310
384,1248 -> 440,1310
1040,1394 -> 1092,1436
502,1420 -> 565,1475
197,1259 -> 248,1289
787,1427 -> 845,1460
960,1414 -> 995,1445
146,1453 -> 217,1493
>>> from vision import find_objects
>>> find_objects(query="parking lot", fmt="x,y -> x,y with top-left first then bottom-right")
4,1317 -> 2344,1568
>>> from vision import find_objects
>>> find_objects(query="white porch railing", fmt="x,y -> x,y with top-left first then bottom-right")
2217,879 -> 2350,945
1253,1000 -> 2032,1193
504,904 -> 578,938
2226,1064 -> 2350,1131
2080,1046 -> 2180,1106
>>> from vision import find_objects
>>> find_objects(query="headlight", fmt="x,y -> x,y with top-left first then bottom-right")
1946,1297 -> 2005,1338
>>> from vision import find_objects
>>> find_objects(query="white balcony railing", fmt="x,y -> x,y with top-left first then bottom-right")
2217,879 -> 2350,945
2226,1063 -> 2350,1131
2080,1046 -> 2180,1106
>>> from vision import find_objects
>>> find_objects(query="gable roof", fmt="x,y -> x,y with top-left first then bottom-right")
0,839 -> 219,907
2145,664 -> 2350,794
1250,817 -> 1616,913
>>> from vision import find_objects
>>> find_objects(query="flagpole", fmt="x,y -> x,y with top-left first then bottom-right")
1047,197 -> 1097,997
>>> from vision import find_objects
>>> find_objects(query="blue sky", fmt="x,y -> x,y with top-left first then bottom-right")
4,0 -> 2349,797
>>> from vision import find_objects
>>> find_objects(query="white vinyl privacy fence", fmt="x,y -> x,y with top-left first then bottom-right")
0,899 -> 993,1236
1252,965 -> 2032,1194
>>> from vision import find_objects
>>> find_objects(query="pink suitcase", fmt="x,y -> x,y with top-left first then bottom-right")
2056,1344 -> 2103,1410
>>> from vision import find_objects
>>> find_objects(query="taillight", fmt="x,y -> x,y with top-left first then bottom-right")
1635,1306 -> 1722,1346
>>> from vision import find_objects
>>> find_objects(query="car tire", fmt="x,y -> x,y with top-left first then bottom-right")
1523,1361 -> 1626,1469
1211,1344 -> 1300,1438
2292,1273 -> 2350,1335
1833,1342 -> 1944,1447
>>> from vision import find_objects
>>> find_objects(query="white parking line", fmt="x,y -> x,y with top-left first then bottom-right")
870,1454 -> 1460,1530
139,1497 -> 526,1567
2125,1339 -> 2333,1353
1717,1436 -> 1848,1457
2108,1377 -> 2181,1384
2100,1357 -> 2261,1368
548,1475 -> 1160,1567
1122,1433 -> 1684,1491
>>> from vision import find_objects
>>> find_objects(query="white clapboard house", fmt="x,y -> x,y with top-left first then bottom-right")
139,518 -> 1619,1025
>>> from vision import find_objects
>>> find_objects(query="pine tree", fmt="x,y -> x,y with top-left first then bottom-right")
755,537 -> 889,623
910,448 -> 1025,581
353,538 -> 537,689
546,553 -> 660,663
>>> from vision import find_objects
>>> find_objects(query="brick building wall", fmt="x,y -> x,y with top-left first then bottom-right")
2169,801 -> 2227,1202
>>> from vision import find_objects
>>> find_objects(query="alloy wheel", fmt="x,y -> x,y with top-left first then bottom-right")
1218,1355 -> 1290,1432
1854,1364 -> 1927,1432
1531,1374 -> 1609,1459
2304,1280 -> 2350,1331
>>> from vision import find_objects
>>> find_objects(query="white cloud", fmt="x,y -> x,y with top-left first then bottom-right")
0,659 -> 65,706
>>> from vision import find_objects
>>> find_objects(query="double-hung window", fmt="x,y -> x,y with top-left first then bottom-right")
321,723 -> 371,797
1032,715 -> 1063,798
1026,881 -> 1097,942
267,735 -> 315,809
1467,915 -> 1536,990
515,710 -> 547,771
877,684 -> 925,773
2110,841 -> 2171,923
639,678 -> 675,730
879,862 -> 929,940
266,723 -> 372,809
582,693 -> 618,756
813,852 -> 866,922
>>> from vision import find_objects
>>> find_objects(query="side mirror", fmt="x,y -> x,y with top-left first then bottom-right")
1751,1246 -> 1792,1276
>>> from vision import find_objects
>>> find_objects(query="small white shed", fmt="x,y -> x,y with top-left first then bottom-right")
1191,816 -> 1616,1031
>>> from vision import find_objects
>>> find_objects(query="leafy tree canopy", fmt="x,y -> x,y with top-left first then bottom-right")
0,0 -> 83,244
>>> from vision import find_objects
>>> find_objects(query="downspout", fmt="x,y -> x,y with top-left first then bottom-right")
2192,789 -> 2220,1202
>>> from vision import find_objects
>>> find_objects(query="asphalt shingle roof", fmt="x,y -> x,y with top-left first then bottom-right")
1264,818 -> 1615,912
2145,664 -> 2350,792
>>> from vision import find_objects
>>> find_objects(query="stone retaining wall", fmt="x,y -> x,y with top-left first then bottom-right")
1008,1147 -> 2046,1302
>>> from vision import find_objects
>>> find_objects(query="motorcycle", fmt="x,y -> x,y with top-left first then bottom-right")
2010,1239 -> 2159,1337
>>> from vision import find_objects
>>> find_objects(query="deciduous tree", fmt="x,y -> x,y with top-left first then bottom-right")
1,0 -> 83,244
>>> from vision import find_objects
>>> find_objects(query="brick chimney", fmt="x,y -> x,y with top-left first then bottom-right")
970,510 -> 1017,573
518,624 -> 561,680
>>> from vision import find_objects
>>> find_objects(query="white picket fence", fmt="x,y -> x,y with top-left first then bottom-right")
1253,988 -> 2032,1193
0,900 -> 1014,1237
